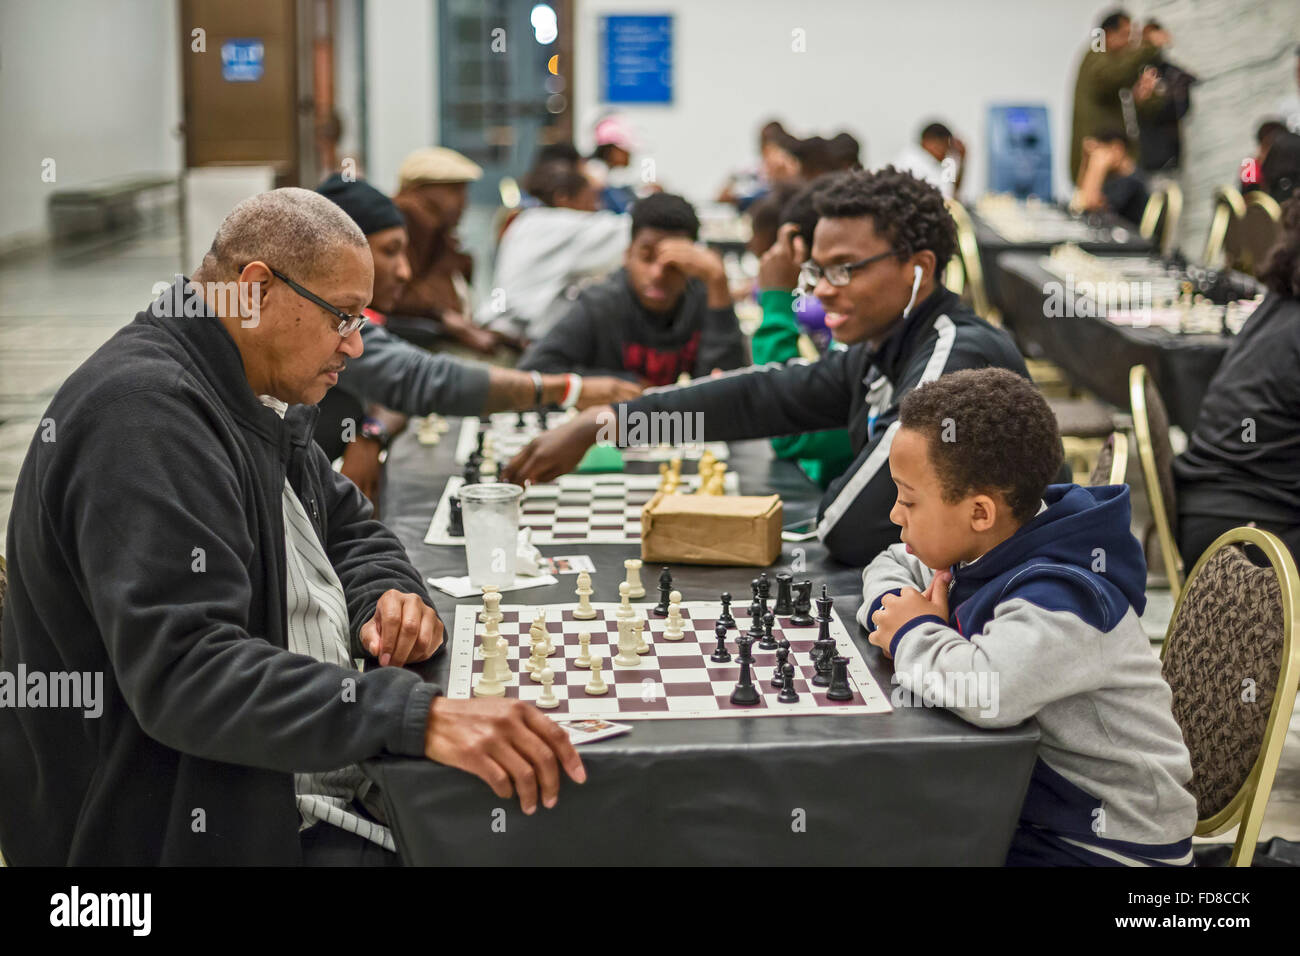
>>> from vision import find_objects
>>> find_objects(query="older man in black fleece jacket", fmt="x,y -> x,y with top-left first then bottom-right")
0,188 -> 582,866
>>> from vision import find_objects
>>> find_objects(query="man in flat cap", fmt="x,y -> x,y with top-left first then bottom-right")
0,187 -> 585,865
390,146 -> 500,355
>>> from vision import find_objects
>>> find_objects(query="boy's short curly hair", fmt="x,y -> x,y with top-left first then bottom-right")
630,192 -> 700,241
812,166 -> 957,269
898,368 -> 1064,523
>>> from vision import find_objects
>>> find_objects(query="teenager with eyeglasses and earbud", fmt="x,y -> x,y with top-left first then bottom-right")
504,168 -> 1068,568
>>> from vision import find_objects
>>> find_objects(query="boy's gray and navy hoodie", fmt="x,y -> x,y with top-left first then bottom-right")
859,483 -> 1198,866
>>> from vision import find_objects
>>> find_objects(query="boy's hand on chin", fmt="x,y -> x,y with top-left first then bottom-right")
867,570 -> 952,659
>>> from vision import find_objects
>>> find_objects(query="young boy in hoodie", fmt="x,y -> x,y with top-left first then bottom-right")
861,367 -> 1197,866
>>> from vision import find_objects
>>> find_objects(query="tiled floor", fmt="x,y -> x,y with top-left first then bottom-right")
0,211 -> 1295,857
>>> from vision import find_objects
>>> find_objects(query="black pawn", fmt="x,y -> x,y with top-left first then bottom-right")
710,622 -> 732,663
759,611 -> 778,650
771,645 -> 790,688
826,656 -> 854,701
773,572 -> 794,616
718,592 -> 736,629
746,598 -> 764,641
515,411 -> 527,429
538,407 -> 550,430
652,567 -> 673,616
778,634 -> 792,667
462,460 -> 480,485
778,663 -> 800,703
730,652 -> 760,706
789,580 -> 815,627
448,494 -> 464,537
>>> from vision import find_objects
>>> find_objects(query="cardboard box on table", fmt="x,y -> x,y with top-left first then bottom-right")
640,492 -> 783,567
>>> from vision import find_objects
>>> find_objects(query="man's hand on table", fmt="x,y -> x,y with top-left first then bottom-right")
361,588 -> 445,667
424,696 -> 586,814
502,405 -> 612,485
866,570 -> 951,659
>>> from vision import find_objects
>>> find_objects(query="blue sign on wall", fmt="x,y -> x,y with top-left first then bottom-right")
601,15 -> 672,104
221,38 -> 265,82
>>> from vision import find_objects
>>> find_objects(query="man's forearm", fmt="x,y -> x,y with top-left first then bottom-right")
483,368 -> 575,414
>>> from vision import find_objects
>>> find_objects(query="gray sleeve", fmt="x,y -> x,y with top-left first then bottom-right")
857,543 -> 933,631
342,325 -> 491,416
892,599 -> 1110,728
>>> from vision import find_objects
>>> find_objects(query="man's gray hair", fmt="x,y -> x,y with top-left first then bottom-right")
200,186 -> 368,279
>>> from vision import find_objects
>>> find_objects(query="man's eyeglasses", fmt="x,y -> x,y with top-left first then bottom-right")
798,249 -> 898,289
269,267 -> 368,336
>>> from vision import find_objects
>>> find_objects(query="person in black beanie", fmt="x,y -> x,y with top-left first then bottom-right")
313,174 -> 641,513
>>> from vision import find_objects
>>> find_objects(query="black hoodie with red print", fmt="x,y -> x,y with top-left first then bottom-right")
517,268 -> 747,385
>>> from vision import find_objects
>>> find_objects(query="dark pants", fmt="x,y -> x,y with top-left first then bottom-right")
1179,513 -> 1300,574
300,822 -> 403,866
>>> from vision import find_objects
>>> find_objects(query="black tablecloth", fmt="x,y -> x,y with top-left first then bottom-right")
365,425 -> 1040,865
972,211 -> 1152,319
994,251 -> 1235,432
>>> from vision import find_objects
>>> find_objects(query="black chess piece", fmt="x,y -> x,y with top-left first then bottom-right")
538,407 -> 550,430
710,622 -> 732,663
515,411 -> 527,429
718,592 -> 736,629
773,572 -> 794,616
812,636 -> 835,687
475,428 -> 486,456
777,662 -> 800,703
789,580 -> 815,627
652,567 -> 673,616
462,460 -> 480,485
448,494 -> 464,537
729,644 -> 760,706
777,634 -> 791,666
735,632 -> 755,666
757,572 -> 771,615
811,589 -> 834,664
758,611 -> 778,650
826,656 -> 854,701
746,598 -> 764,641
771,645 -> 789,688
467,449 -> 484,472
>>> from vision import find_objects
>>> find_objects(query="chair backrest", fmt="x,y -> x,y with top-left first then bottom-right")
1160,527 -> 1300,866
943,253 -> 966,296
944,198 -> 997,324
1129,364 -> 1183,601
1227,191 -> 1283,277
1139,188 -> 1166,245
1202,185 -> 1247,267
1088,431 -> 1128,486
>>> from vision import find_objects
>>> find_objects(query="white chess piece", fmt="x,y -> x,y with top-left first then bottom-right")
574,571 -> 597,620
482,609 -> 511,684
624,558 -> 645,598
614,617 -> 642,667
536,667 -> 559,709
634,617 -> 649,654
531,609 -> 554,656
575,631 -> 592,668
474,628 -> 505,697
528,640 -> 548,682
585,654 -> 608,695
664,590 -> 684,640
478,585 -> 501,623
617,581 -> 635,620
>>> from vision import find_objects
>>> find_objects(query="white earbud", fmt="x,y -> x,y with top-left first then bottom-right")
902,264 -> 923,319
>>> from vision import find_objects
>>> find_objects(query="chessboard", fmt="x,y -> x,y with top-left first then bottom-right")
424,471 -> 740,546
454,411 -> 730,467
447,600 -> 891,720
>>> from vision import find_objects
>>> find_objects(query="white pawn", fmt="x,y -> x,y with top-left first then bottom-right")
528,639 -> 548,682
664,590 -> 685,640
574,571 -> 597,620
624,558 -> 645,598
585,654 -> 608,695
575,631 -> 592,668
536,667 -> 559,709
614,617 -> 642,668
635,617 -> 649,655
617,581 -> 635,620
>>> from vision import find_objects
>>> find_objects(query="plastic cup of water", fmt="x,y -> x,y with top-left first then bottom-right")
459,483 -> 523,588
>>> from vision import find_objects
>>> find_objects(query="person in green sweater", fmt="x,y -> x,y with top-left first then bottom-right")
1069,9 -> 1171,182
749,178 -> 855,488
